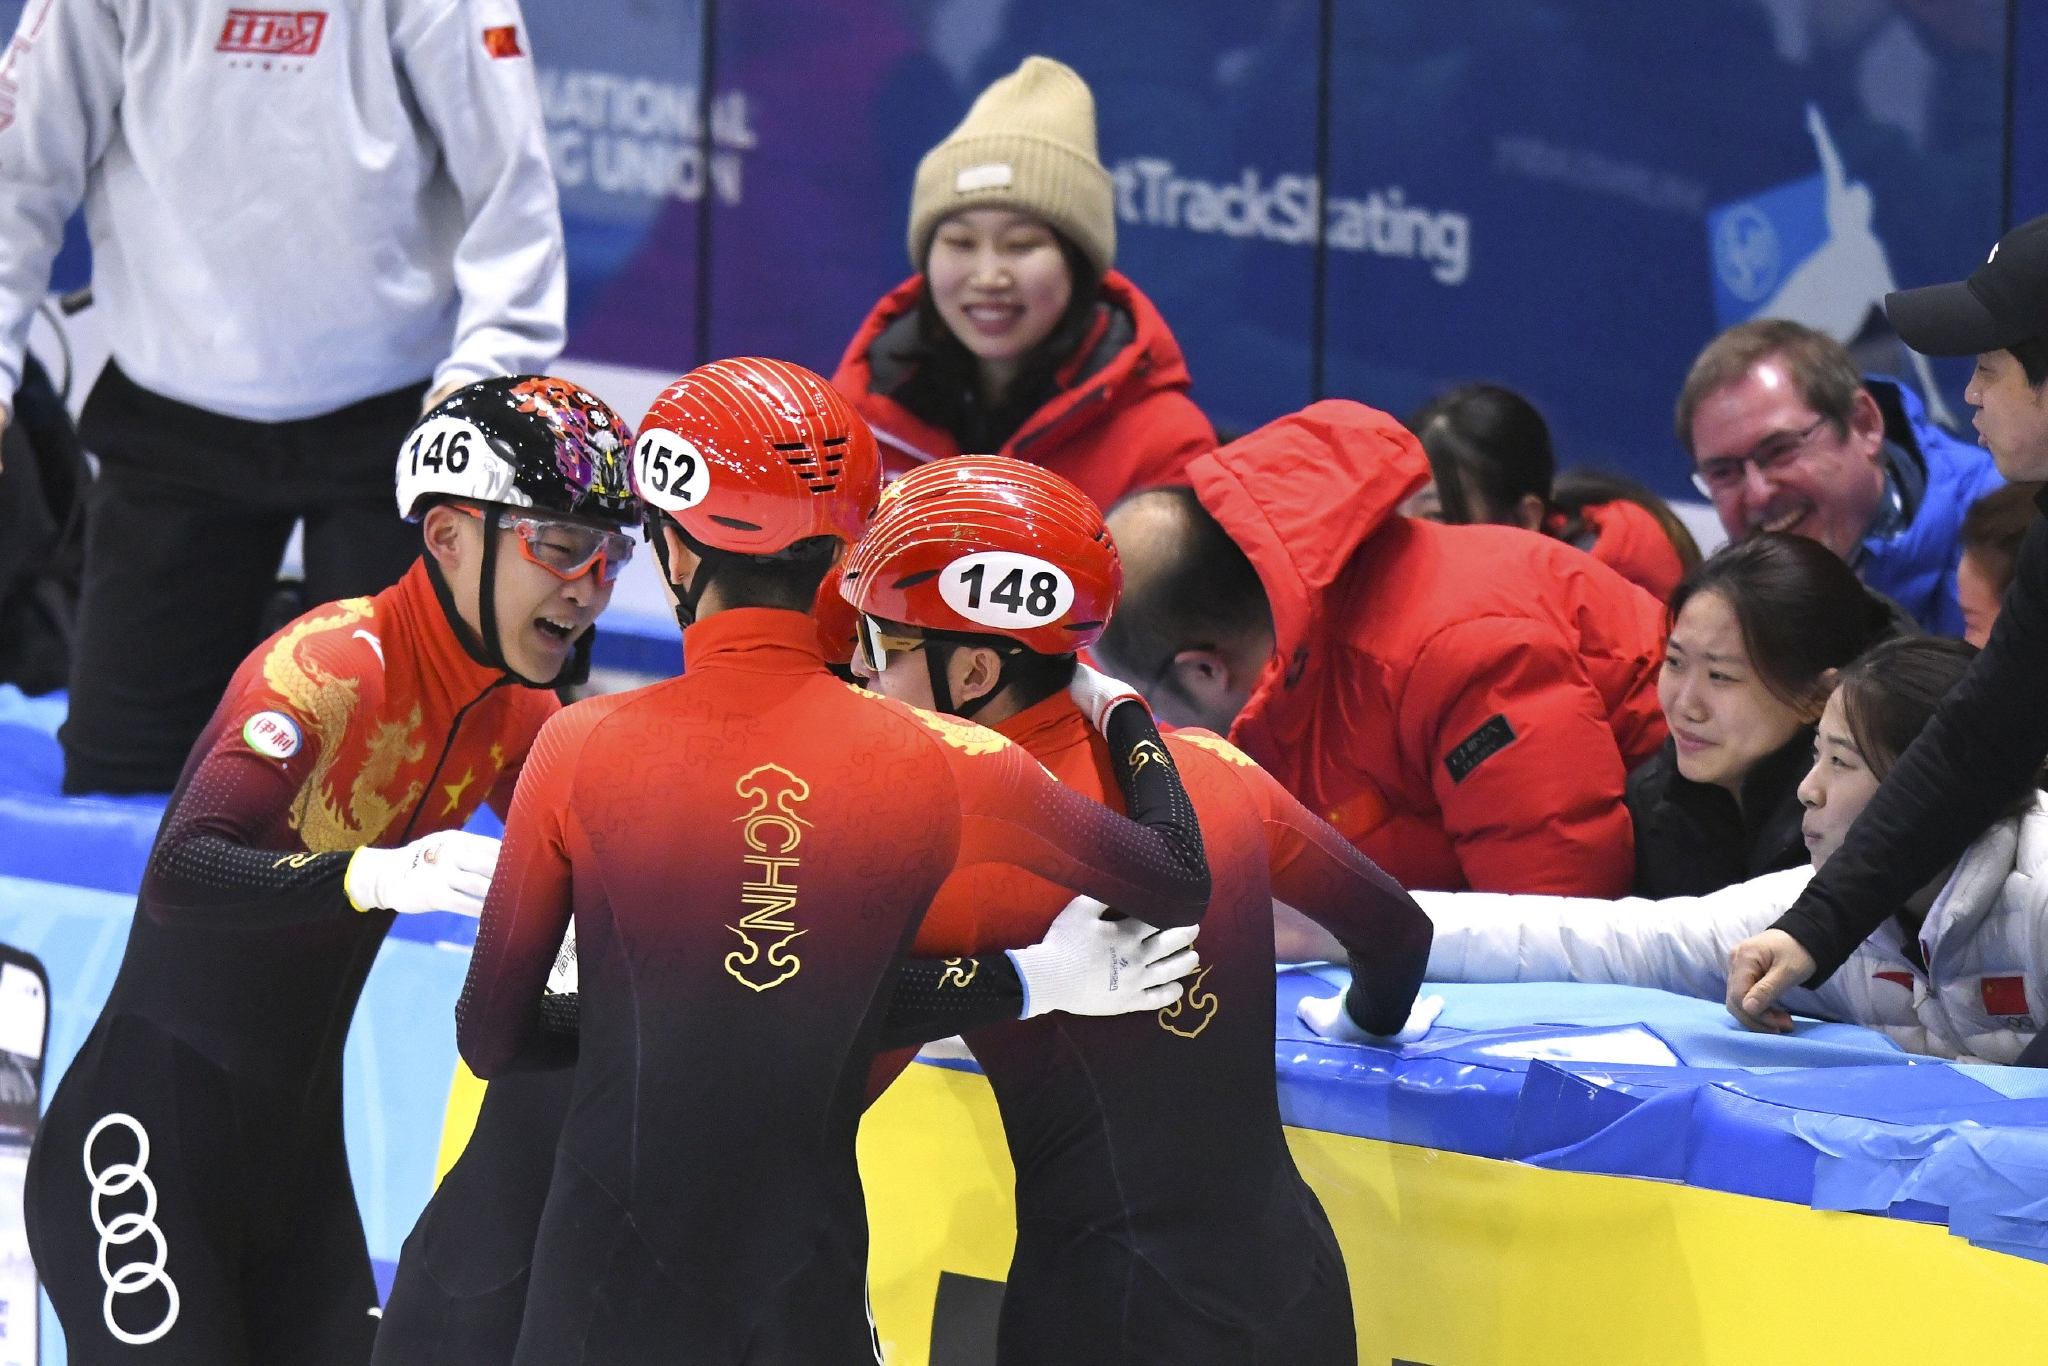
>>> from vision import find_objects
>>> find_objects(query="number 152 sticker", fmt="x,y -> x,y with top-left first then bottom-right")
634,429 -> 711,512
939,551 -> 1074,629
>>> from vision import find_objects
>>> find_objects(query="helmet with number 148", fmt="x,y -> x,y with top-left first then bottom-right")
633,357 -> 882,629
841,455 -> 1121,717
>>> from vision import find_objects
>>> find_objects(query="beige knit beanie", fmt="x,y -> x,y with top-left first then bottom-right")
908,56 -> 1116,277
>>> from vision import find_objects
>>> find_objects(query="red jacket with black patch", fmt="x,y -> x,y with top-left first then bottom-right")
1202,402 -> 1670,897
832,270 -> 1215,511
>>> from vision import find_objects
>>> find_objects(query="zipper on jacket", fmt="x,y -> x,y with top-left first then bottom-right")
1012,383 -> 1111,458
399,677 -> 512,844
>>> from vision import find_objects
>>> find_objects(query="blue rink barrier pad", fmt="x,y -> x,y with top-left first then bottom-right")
0,686 -> 487,947
1268,967 -> 2048,1262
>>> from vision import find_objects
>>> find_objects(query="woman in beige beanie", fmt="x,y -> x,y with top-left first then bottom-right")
832,56 -> 1214,511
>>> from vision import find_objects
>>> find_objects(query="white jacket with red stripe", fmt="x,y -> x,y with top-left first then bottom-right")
0,0 -> 563,421
1418,793 -> 2048,1064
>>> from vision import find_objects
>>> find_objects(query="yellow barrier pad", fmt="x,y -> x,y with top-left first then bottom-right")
859,1060 -> 2048,1365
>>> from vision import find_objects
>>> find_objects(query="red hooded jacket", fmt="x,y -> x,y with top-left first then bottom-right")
1569,498 -> 1688,603
832,271 -> 1215,510
1199,403 -> 1669,896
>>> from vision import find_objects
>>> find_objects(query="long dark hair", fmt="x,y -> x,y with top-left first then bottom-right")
1667,532 -> 1897,716
1833,637 -> 1976,783
891,227 -> 1102,454
1405,383 -> 1553,526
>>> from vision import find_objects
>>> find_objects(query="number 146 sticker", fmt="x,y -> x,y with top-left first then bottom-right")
939,551 -> 1074,629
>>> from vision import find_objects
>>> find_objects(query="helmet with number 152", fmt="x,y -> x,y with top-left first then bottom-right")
840,455 -> 1122,658
632,357 -> 880,556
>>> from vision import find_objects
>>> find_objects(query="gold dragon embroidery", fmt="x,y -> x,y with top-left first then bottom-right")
1178,733 -> 1256,768
910,706 -> 1010,756
264,599 -> 426,853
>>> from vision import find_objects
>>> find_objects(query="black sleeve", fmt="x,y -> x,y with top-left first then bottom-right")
147,837 -> 356,927
878,955 -> 1024,1051
487,991 -> 581,1071
1774,507 -> 2048,981
1099,700 -> 1210,927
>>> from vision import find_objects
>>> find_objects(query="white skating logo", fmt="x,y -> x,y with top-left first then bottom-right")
1111,158 -> 1472,285
85,1112 -> 180,1346
1718,104 -> 1958,426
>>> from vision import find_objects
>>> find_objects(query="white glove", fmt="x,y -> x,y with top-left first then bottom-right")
344,830 -> 501,917
1068,662 -> 1147,733
1008,896 -> 1200,1019
1297,990 -> 1444,1046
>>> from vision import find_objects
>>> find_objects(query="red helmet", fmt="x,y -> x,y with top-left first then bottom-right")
811,567 -> 860,666
632,357 -> 880,555
841,455 -> 1121,656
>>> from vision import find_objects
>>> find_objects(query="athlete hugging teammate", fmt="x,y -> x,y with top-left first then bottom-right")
844,455 -> 1437,1365
25,378 -> 641,1365
444,358 -> 1211,1364
372,364 -> 1198,1366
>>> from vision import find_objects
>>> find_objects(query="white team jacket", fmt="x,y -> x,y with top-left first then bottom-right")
0,0 -> 565,421
1419,793 -> 2048,1063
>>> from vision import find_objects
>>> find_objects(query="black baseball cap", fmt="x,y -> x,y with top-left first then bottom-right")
1885,214 -> 2048,357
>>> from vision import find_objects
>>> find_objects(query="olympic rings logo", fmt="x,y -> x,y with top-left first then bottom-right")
83,1112 -> 180,1346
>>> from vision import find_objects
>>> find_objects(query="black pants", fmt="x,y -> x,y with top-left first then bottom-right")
61,363 -> 424,794
997,1219 -> 1356,1366
25,1013 -> 381,1366
512,1152 -> 882,1366
371,1070 -> 575,1366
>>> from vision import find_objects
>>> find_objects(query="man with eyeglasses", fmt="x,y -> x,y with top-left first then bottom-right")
1677,317 -> 2002,636
1723,214 -> 2048,1043
24,378 -> 638,1366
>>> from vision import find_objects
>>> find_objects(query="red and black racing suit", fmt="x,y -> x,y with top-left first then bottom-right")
452,608 -> 1208,1365
869,693 -> 1432,1365
25,561 -> 555,1366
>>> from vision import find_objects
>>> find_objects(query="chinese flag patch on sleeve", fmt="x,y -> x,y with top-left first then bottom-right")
1981,975 -> 2031,1019
482,24 -> 522,58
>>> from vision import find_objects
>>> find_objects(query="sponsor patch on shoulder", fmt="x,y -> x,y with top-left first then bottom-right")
242,710 -> 302,760
482,24 -> 522,58
1443,713 -> 1515,785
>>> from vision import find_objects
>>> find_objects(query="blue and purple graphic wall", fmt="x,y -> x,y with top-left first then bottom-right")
9,0 -> 2037,499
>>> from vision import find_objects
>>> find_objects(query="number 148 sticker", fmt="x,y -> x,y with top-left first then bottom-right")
939,551 -> 1074,628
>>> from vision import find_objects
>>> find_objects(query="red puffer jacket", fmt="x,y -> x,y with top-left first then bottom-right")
1202,402 -> 1669,896
1573,498 -> 1687,603
832,271 -> 1215,510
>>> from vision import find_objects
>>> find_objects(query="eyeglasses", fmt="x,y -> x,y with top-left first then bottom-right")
1690,416 -> 1831,499
856,614 -> 927,674
454,505 -> 635,584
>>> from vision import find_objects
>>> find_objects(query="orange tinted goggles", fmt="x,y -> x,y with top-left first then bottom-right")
455,505 -> 634,585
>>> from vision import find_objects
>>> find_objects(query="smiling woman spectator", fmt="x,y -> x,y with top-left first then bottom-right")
833,56 -> 1213,509
1354,638 -> 2048,1065
1625,532 -> 1900,897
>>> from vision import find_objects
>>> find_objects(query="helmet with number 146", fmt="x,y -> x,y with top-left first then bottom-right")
841,455 -> 1122,681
